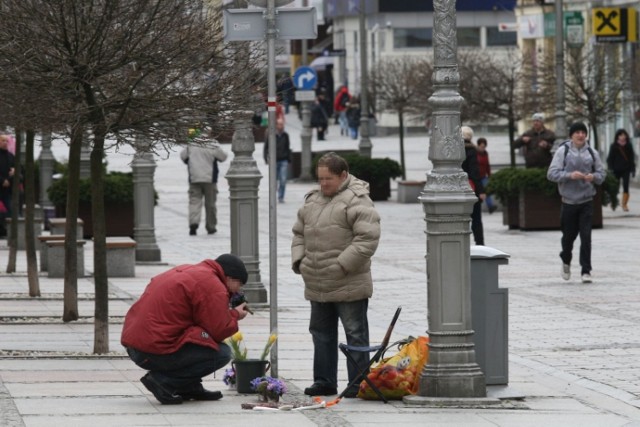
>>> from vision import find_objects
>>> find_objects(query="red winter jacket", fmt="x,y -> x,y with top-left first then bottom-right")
121,260 -> 240,354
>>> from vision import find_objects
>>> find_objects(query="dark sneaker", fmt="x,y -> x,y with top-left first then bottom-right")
189,224 -> 198,236
178,385 -> 223,401
207,228 -> 217,235
304,383 -> 338,396
140,374 -> 183,405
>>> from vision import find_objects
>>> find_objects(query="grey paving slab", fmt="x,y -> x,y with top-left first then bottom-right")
2,111 -> 640,426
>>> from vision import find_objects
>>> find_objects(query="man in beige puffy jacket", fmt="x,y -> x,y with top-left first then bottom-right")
292,152 -> 381,398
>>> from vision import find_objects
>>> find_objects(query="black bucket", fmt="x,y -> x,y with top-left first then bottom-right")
232,359 -> 271,394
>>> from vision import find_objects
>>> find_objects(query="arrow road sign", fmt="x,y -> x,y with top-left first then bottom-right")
293,66 -> 317,90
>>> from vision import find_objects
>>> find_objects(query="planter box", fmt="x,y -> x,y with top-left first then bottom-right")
369,178 -> 391,201
503,189 -> 603,231
55,202 -> 134,238
397,181 -> 425,203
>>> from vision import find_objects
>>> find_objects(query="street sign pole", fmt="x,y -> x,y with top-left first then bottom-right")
265,0 -> 279,378
226,0 -> 315,378
300,7 -> 313,182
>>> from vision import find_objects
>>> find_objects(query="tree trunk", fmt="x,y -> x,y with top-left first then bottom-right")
25,129 -> 40,297
398,110 -> 406,180
91,125 -> 109,354
63,123 -> 83,322
508,114 -> 516,168
6,129 -> 22,273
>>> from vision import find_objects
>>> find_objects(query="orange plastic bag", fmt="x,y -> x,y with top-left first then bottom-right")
357,336 -> 429,400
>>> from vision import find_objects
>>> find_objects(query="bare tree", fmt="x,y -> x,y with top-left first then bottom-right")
562,45 -> 629,151
458,49 -> 538,167
0,0 -> 261,353
370,56 -> 432,180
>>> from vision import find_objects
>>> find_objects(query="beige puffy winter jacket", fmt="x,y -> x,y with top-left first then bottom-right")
291,174 -> 381,303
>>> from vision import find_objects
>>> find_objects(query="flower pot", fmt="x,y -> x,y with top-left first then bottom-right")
232,359 -> 271,394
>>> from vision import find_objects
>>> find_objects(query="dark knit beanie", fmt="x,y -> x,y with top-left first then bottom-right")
569,122 -> 588,137
215,254 -> 248,284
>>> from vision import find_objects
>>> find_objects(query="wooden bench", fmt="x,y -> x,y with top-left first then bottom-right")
46,239 -> 86,278
105,237 -> 137,277
49,218 -> 84,238
37,235 -> 66,272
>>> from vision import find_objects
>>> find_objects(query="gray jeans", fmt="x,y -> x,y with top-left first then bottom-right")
188,182 -> 218,232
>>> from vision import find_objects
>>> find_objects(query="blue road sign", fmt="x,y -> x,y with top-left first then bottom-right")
293,66 -> 317,90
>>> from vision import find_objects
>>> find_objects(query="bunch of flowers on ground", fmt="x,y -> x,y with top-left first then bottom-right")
250,376 -> 287,402
222,368 -> 236,389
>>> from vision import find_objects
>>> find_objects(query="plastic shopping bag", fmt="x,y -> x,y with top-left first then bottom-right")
357,336 -> 429,400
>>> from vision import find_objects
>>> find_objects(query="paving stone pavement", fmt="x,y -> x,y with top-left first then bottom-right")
1,113 -> 640,426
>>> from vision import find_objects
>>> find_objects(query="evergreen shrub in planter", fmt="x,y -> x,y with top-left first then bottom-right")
486,167 -> 618,230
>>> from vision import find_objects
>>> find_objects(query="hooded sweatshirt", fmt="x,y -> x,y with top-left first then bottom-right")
547,141 -> 605,205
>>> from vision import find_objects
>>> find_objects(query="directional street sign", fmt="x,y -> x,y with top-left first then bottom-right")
293,66 -> 317,90
223,7 -> 317,42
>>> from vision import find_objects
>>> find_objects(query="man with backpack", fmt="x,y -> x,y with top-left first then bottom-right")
547,122 -> 605,284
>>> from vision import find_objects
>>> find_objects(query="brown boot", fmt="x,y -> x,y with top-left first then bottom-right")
622,192 -> 630,212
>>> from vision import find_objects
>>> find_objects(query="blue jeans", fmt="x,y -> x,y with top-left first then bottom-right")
480,177 -> 494,209
560,201 -> 593,275
126,343 -> 231,392
309,299 -> 369,390
276,160 -> 288,201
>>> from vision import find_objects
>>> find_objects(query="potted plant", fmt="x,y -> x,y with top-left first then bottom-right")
225,331 -> 278,394
250,376 -> 287,403
47,171 -> 138,238
311,154 -> 403,201
486,167 -> 618,230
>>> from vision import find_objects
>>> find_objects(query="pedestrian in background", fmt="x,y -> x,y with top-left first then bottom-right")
513,113 -> 556,168
180,128 -> 228,236
334,85 -> 351,136
121,254 -> 251,405
476,137 -> 497,214
547,122 -> 605,284
461,126 -> 486,246
606,128 -> 636,212
345,95 -> 361,140
292,152 -> 381,398
311,92 -> 329,141
264,118 -> 292,203
0,134 -> 15,238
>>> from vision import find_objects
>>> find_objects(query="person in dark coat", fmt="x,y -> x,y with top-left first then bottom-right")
121,254 -> 251,405
607,128 -> 636,211
513,113 -> 556,168
311,92 -> 330,141
461,126 -> 486,246
264,118 -> 292,202
345,96 -> 361,140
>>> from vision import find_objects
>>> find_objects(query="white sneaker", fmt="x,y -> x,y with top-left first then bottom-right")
581,274 -> 592,284
561,263 -> 570,281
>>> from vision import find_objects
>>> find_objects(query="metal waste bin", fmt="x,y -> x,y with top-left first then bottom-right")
470,245 -> 510,385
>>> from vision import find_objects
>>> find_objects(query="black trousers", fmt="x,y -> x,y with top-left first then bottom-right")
127,343 -> 231,392
471,200 -> 484,246
559,201 -> 593,275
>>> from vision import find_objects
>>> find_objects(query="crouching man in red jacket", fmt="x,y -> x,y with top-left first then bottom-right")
121,254 -> 251,404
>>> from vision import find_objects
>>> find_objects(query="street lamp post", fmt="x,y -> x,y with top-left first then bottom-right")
554,0 -> 567,149
358,0 -> 371,158
405,0 -> 492,404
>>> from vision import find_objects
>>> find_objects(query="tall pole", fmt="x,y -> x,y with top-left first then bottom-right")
358,0 -> 371,158
554,0 -> 567,149
299,0 -> 313,181
266,0 -> 278,378
405,0 -> 488,404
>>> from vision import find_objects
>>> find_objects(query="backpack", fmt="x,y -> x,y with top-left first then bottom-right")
339,92 -> 349,108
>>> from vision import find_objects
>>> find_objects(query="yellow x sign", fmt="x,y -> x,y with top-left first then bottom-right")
593,8 -> 621,36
